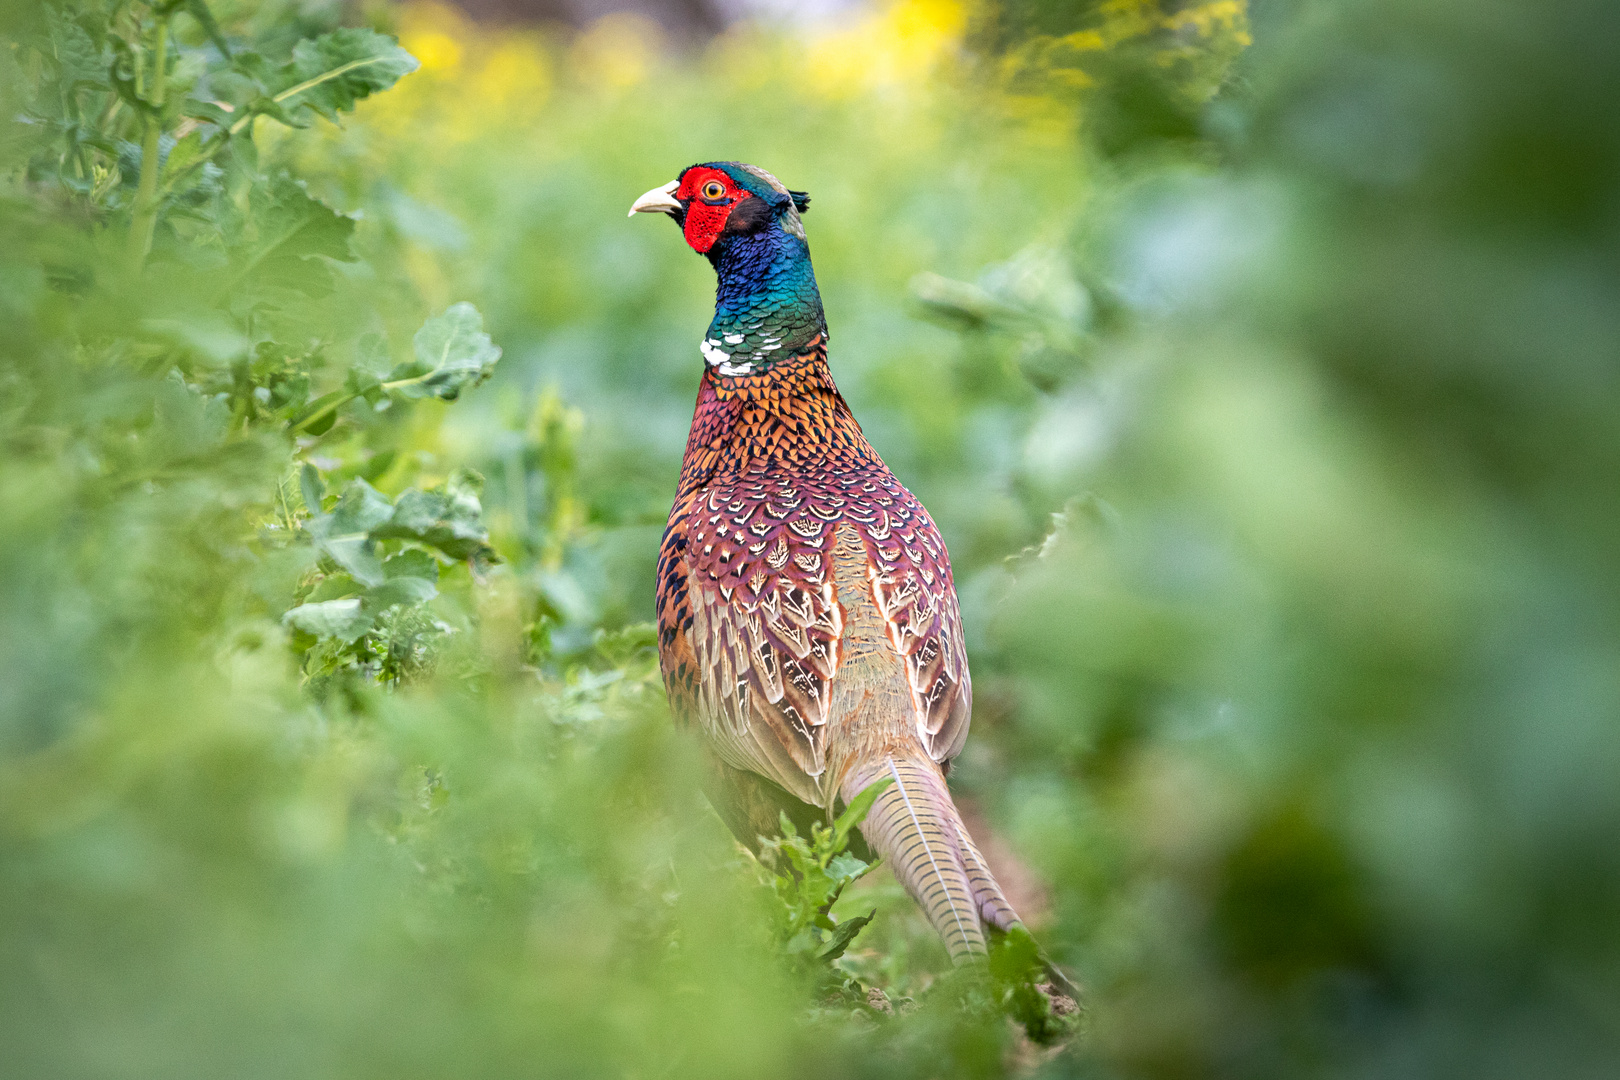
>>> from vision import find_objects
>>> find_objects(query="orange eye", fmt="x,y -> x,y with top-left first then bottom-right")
701,180 -> 727,200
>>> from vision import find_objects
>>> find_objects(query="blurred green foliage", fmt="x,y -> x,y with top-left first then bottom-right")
3,0 -> 1619,1076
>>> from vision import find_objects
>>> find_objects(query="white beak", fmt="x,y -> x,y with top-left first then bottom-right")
628,180 -> 681,218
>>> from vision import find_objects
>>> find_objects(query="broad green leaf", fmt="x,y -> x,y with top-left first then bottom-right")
327,479 -> 393,535
306,574 -> 361,603
257,176 -> 357,260
283,598 -> 371,642
43,8 -> 110,93
320,535 -> 383,586
277,29 -> 419,125
211,52 -> 276,119
385,303 -> 503,401
384,550 -> 439,583
354,333 -> 393,376
310,479 -> 393,586
225,175 -> 356,300
364,575 -> 437,611
371,470 -> 497,566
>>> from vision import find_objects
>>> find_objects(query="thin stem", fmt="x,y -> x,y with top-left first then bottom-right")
127,13 -> 170,271
288,374 -> 425,435
289,394 -> 353,434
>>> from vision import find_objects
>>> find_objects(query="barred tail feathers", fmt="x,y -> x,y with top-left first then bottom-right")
844,754 -> 1021,964
953,814 -> 1022,932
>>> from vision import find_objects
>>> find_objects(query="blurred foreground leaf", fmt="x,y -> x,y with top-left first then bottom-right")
388,301 -> 505,401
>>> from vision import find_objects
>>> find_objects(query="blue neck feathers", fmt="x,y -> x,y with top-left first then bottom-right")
702,225 -> 826,375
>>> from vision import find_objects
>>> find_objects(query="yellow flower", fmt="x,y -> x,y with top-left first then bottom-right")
407,30 -> 462,74
398,3 -> 470,74
1167,1 -> 1249,38
805,0 -> 967,100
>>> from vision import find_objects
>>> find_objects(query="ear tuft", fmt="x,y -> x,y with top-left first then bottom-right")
789,190 -> 811,213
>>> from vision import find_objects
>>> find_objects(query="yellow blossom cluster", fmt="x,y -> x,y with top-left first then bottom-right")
990,0 -> 1250,102
367,2 -> 555,142
803,0 -> 968,99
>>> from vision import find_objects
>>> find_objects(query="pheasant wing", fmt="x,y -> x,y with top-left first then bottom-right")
657,483 -> 844,807
855,479 -> 972,763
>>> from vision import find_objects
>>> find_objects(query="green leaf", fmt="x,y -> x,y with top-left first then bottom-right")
384,550 -> 439,583
211,52 -> 277,122
309,479 -> 393,587
43,8 -> 111,93
299,462 -> 324,514
364,575 -> 437,611
354,333 -> 394,375
371,469 -> 498,566
183,0 -> 231,59
159,130 -> 207,185
356,450 -> 396,482
225,175 -> 356,300
832,777 -> 892,855
385,303 -> 503,401
179,99 -> 235,127
826,852 -> 871,885
327,478 -> 394,535
319,534 -> 383,586
282,598 -> 372,643
345,364 -> 383,403
276,29 -> 419,125
817,909 -> 875,964
288,390 -> 347,435
306,574 -> 361,603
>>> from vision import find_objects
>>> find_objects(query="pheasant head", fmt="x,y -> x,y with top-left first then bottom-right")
630,162 -> 823,377
629,161 -> 811,256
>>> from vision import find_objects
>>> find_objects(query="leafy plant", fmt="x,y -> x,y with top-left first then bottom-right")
283,466 -> 498,692
8,2 -> 512,695
753,775 -> 1080,1041
291,302 -> 504,435
757,779 -> 892,997
987,925 -> 1082,1045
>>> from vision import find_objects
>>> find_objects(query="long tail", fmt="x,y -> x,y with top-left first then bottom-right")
843,753 -> 1021,965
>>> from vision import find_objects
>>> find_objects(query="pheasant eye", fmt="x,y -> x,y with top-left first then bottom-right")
701,180 -> 727,200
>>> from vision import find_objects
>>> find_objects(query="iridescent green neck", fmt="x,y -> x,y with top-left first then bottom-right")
702,226 -> 826,376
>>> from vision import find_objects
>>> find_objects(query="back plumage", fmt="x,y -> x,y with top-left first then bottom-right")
633,161 -> 1030,967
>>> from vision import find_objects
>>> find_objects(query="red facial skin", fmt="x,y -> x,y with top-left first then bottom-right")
676,167 -> 744,254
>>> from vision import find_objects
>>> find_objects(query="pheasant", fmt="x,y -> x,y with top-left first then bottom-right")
631,162 -> 1036,968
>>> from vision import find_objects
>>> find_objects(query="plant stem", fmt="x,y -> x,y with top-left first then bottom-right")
127,13 -> 170,272
290,375 -> 427,434
290,394 -> 354,435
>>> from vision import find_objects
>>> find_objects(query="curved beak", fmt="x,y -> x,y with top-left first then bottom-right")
628,180 -> 681,219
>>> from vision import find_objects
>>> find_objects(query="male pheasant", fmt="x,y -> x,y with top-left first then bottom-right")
631,162 -> 1027,966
